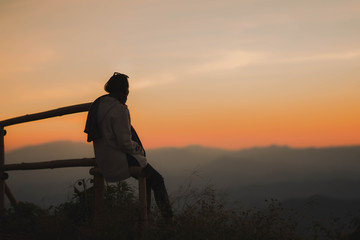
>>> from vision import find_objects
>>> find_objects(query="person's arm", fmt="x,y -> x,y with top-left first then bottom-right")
111,104 -> 143,154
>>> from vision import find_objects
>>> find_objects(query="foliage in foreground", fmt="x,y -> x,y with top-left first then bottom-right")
1,181 -> 360,240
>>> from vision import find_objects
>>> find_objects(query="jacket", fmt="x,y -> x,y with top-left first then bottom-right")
92,95 -> 147,182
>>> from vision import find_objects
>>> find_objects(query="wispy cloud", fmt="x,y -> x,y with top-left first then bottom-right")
274,50 -> 360,64
131,74 -> 176,90
182,49 -> 360,75
192,50 -> 268,73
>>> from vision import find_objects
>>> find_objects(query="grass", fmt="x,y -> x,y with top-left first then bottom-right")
1,181 -> 359,240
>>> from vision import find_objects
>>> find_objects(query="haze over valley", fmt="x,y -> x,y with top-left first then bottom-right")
4,141 -> 360,216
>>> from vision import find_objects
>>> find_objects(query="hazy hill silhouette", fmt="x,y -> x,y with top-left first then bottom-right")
199,145 -> 360,203
4,141 -> 360,210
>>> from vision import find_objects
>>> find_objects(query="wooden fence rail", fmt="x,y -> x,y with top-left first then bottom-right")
0,103 -> 91,127
1,158 -> 96,171
0,158 -> 98,208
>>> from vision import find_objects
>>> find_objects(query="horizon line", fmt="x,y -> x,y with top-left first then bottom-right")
5,140 -> 360,153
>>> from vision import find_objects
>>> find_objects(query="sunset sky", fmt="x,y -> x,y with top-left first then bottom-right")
1,0 -> 359,152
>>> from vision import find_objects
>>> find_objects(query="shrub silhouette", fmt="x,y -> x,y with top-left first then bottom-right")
1,181 -> 359,240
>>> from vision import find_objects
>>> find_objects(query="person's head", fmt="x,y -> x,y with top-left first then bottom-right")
104,72 -> 129,96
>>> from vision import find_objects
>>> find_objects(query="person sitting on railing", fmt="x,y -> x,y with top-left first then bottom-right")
84,72 -> 173,219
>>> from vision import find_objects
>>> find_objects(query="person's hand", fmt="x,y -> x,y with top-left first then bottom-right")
139,146 -> 146,156
136,144 -> 146,156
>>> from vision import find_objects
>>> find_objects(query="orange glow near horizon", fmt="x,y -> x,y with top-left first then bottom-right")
3,97 -> 360,152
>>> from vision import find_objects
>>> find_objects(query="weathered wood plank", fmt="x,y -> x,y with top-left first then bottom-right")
89,167 -> 104,221
1,158 -> 96,171
5,183 -> 17,206
0,127 -> 5,215
0,102 -> 91,127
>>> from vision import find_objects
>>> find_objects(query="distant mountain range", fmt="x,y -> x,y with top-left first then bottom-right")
4,141 -> 360,214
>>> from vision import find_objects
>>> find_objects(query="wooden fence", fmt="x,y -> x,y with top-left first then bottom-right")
0,103 -> 147,228
0,103 -> 93,214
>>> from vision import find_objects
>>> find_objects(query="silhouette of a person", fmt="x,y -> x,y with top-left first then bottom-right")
85,72 -> 173,219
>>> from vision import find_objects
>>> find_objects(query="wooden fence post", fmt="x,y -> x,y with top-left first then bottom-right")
129,167 -> 148,236
138,174 -> 147,229
89,167 -> 104,220
0,127 -> 5,215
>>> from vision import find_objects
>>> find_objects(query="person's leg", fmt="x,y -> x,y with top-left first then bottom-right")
127,155 -> 173,218
126,154 -> 151,209
145,164 -> 173,218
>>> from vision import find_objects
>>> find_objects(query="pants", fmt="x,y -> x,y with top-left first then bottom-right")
127,155 -> 173,218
